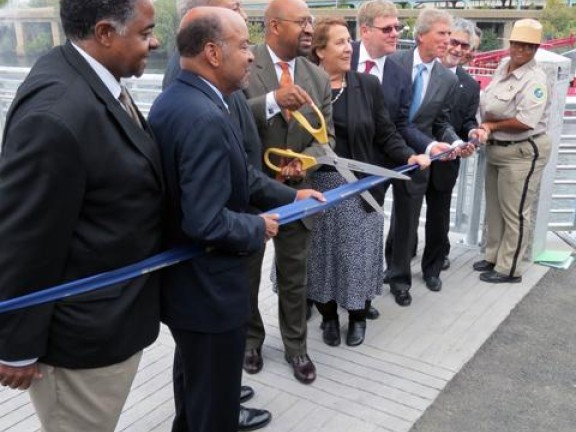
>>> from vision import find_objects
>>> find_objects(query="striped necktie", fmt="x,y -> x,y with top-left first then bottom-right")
409,63 -> 426,122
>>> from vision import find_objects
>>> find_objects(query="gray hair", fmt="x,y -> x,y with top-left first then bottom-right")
413,8 -> 452,40
357,0 -> 398,27
451,17 -> 476,41
176,0 -> 223,18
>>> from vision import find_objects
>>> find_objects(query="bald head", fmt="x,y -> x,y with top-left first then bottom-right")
264,0 -> 313,60
177,7 -> 253,94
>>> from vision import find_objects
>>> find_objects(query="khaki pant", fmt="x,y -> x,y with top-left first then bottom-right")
29,351 -> 142,432
484,134 -> 551,277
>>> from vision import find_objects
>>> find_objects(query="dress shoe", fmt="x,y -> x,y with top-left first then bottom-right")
480,270 -> 522,284
321,319 -> 341,346
391,289 -> 412,306
473,259 -> 495,272
441,257 -> 450,271
238,405 -> 272,431
240,385 -> 254,403
383,270 -> 390,284
346,320 -> 366,346
285,354 -> 316,384
424,276 -> 442,292
243,348 -> 263,374
366,305 -> 380,320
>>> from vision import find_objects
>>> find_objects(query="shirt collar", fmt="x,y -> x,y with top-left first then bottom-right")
413,48 -> 436,72
358,42 -> 386,71
266,45 -> 296,70
198,76 -> 229,112
71,42 -> 122,99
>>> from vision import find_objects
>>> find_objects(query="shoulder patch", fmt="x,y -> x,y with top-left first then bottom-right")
530,84 -> 547,103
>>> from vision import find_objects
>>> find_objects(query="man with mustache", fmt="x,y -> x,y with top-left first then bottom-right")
242,0 -> 334,385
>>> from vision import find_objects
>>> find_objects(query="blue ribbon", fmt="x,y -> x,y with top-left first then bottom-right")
0,145 -> 468,314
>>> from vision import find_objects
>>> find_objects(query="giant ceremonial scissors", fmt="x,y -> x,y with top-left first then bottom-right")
264,102 -> 410,213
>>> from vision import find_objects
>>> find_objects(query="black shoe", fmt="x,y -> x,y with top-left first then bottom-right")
480,270 -> 522,284
243,348 -> 263,374
441,257 -> 450,271
391,289 -> 412,306
321,319 -> 341,346
238,405 -> 272,431
285,354 -> 316,384
366,305 -> 380,320
240,385 -> 254,403
383,270 -> 390,284
346,320 -> 366,346
424,276 -> 442,292
473,260 -> 495,272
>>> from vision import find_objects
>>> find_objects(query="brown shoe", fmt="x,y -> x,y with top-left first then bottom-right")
285,354 -> 316,384
243,348 -> 263,374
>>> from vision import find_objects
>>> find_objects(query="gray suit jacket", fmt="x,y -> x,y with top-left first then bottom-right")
243,44 -> 334,185
390,48 -> 459,144
390,48 -> 460,194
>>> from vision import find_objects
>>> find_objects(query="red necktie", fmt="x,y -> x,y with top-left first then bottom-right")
364,60 -> 376,74
276,62 -> 292,181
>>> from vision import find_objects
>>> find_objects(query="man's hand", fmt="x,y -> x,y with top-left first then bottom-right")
275,85 -> 313,112
459,142 -> 477,158
430,142 -> 455,160
0,363 -> 42,390
295,189 -> 326,202
407,154 -> 431,170
260,213 -> 279,242
468,127 -> 488,144
281,159 -> 305,180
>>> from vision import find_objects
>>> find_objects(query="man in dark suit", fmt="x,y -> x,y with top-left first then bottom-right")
162,2 -> 271,429
386,8 -> 475,305
242,0 -> 334,384
148,7 -> 323,431
424,18 -> 483,283
352,1 -> 455,308
0,0 -> 163,430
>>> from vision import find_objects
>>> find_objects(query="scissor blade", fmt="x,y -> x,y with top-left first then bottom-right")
316,156 -> 410,181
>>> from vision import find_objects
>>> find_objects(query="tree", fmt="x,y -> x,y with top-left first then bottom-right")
152,0 -> 179,56
540,0 -> 576,39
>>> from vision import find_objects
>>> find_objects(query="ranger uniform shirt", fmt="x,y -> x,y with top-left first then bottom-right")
480,58 -> 549,142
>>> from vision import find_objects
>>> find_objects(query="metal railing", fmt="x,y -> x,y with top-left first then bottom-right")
1,67 -> 575,237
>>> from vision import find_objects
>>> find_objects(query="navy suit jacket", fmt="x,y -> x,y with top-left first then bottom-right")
149,71 -> 295,333
351,41 -> 431,153
429,66 -> 480,191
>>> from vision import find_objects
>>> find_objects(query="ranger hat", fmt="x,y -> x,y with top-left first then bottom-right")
509,19 -> 542,45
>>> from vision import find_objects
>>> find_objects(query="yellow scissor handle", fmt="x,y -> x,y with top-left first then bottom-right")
290,102 -> 329,145
263,148 -> 318,172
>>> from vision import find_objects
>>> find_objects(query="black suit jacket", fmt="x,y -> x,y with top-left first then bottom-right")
351,41 -> 431,154
340,71 -> 415,208
429,66 -> 480,191
0,41 -> 164,368
149,71 -> 295,333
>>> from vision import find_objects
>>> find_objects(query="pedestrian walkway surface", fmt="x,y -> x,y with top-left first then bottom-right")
0,234 -> 568,432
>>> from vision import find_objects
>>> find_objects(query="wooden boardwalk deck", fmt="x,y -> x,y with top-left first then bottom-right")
0,235 -> 551,432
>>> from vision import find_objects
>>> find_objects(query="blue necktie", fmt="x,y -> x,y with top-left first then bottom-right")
409,63 -> 426,122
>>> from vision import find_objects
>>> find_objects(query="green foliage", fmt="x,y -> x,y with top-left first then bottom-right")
153,0 -> 179,55
248,21 -> 265,45
479,28 -> 501,51
28,0 -> 58,7
26,31 -> 52,56
540,0 -> 576,39
0,0 -> 8,6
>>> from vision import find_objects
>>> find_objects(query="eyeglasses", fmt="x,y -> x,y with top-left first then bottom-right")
276,16 -> 315,29
368,23 -> 404,34
449,38 -> 471,50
